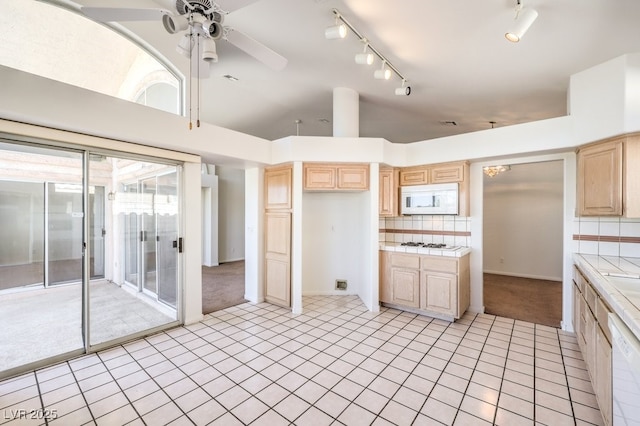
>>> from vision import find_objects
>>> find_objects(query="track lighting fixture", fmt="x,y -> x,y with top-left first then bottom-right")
325,14 -> 347,39
355,40 -> 374,65
374,61 -> 391,80
395,80 -> 411,96
505,0 -> 538,42
326,8 -> 409,95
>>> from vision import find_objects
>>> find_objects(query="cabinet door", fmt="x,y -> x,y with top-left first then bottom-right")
379,168 -> 397,216
399,168 -> 429,186
431,163 -> 465,183
421,272 -> 457,316
265,165 -> 292,210
584,304 -> 597,383
390,268 -> 420,308
265,212 -> 291,307
577,140 -> 623,216
595,326 -> 612,426
380,251 -> 393,303
304,164 -> 336,190
337,165 -> 369,190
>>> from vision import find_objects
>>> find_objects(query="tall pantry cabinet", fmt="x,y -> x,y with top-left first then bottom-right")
264,165 -> 292,307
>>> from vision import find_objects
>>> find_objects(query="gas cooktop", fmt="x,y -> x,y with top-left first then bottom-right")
399,242 -> 460,250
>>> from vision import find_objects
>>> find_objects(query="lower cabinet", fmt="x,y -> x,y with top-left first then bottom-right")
380,251 -> 470,320
573,265 -> 612,426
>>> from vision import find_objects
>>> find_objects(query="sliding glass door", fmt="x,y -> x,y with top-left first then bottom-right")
0,140 -> 182,376
0,143 -> 84,374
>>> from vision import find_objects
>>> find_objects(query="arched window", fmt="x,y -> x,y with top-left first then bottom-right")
0,0 -> 184,115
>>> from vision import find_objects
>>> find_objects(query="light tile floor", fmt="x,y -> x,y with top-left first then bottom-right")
0,295 -> 604,425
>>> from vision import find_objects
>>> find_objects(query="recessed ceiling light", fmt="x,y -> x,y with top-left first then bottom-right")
223,74 -> 238,81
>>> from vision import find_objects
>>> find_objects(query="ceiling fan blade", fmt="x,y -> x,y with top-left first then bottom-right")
224,28 -> 287,71
80,7 -> 172,22
214,0 -> 260,13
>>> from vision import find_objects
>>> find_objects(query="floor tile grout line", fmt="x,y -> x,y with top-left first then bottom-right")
364,311 -> 460,424
488,317 -> 516,425
32,371 -> 48,426
63,360 -> 98,425
435,314 -> 496,425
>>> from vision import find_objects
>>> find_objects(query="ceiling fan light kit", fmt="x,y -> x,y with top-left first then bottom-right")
326,9 -> 409,96
162,13 -> 188,34
505,0 -> 538,42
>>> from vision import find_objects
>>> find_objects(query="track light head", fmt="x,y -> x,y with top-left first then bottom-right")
355,52 -> 374,65
201,38 -> 218,62
162,14 -> 189,34
325,23 -> 347,39
505,4 -> 538,42
395,85 -> 411,96
374,62 -> 391,80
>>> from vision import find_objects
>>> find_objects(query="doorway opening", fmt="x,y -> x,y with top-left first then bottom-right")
482,160 -> 564,327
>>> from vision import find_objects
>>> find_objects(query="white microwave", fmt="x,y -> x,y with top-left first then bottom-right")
400,183 -> 459,215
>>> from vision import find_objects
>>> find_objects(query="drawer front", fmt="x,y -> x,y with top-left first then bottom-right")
399,169 -> 428,186
421,256 -> 458,273
390,253 -> 420,269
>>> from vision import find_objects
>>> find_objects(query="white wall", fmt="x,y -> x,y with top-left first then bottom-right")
217,166 -> 245,263
301,192 -> 369,296
483,161 -> 564,281
244,168 -> 263,304
201,164 -> 218,267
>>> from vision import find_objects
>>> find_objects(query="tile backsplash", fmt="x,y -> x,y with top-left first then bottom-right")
379,216 -> 471,247
573,217 -> 640,257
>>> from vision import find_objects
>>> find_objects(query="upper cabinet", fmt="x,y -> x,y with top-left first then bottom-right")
379,166 -> 398,217
577,133 -> 640,217
399,162 -> 467,186
303,163 -> 369,191
265,164 -> 292,210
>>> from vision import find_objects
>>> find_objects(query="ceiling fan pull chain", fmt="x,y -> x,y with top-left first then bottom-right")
197,34 -> 201,127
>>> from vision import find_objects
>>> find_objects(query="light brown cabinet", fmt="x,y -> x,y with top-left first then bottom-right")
398,161 -> 470,216
265,165 -> 292,210
573,265 -> 612,426
264,165 -> 292,308
303,163 -> 369,191
379,166 -> 398,217
576,133 -> 640,217
380,251 -> 470,320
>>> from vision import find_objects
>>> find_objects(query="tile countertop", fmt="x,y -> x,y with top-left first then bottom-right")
574,254 -> 640,340
379,243 -> 471,258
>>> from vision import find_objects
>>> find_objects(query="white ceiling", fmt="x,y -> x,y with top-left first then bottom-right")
59,0 -> 640,143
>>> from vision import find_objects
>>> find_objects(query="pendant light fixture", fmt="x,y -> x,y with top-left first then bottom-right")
505,0 -> 538,42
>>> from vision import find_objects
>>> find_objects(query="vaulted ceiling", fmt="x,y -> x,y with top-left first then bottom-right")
34,0 -> 640,143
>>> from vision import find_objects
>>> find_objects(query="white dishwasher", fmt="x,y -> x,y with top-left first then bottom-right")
609,313 -> 640,425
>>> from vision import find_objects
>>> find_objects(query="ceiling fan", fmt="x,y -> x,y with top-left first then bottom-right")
80,0 -> 288,77
81,0 -> 287,129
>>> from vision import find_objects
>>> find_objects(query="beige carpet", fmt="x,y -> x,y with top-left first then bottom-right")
483,273 -> 562,328
202,261 -> 246,315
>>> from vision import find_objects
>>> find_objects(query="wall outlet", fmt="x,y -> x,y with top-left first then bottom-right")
335,279 -> 347,290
